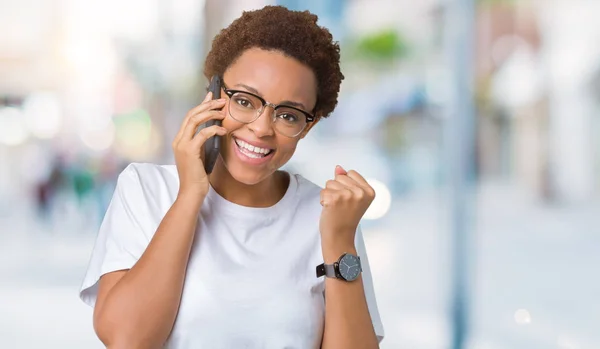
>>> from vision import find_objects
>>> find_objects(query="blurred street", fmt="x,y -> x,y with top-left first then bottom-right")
2,180 -> 598,349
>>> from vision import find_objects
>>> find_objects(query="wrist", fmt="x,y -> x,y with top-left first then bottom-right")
176,191 -> 206,208
321,241 -> 357,264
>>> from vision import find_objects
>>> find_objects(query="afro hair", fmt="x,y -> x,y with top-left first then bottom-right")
204,5 -> 344,118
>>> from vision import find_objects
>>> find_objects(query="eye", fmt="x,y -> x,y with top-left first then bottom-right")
232,95 -> 256,109
236,98 -> 251,108
276,112 -> 299,123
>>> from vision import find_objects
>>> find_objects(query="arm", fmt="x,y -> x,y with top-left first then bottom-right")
321,243 -> 379,349
94,194 -> 203,349
319,166 -> 381,349
93,93 -> 228,348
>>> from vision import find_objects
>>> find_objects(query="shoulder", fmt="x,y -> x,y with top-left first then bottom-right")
115,163 -> 179,207
120,162 -> 177,182
118,162 -> 178,189
292,173 -> 323,205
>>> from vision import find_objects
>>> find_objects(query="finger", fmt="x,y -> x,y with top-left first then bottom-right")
320,188 -> 336,207
334,173 -> 366,197
345,170 -> 375,197
175,99 -> 226,142
183,110 -> 226,141
181,98 -> 226,132
345,170 -> 369,188
203,91 -> 213,103
335,165 -> 347,176
191,125 -> 228,148
332,175 -> 363,198
334,173 -> 360,188
337,169 -> 371,192
320,186 -> 353,206
175,102 -> 212,143
325,179 -> 346,191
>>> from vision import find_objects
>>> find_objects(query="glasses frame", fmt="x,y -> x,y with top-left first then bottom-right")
220,78 -> 316,137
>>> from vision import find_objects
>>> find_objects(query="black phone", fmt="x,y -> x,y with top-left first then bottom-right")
201,75 -> 223,174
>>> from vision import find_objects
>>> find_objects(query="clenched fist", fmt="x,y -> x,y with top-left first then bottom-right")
319,165 -> 376,249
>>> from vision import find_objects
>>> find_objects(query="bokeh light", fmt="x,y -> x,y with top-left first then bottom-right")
0,107 -> 29,146
364,178 -> 392,220
514,309 -> 532,325
113,108 -> 157,159
22,92 -> 63,139
80,120 -> 116,152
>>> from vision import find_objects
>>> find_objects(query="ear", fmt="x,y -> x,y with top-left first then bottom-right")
298,115 -> 321,139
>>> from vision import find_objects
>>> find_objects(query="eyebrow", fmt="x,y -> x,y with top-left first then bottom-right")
233,83 -> 308,111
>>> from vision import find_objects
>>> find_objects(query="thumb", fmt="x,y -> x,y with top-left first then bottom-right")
335,165 -> 347,176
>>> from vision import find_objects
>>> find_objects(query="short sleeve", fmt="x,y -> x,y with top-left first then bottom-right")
355,225 -> 385,343
79,164 -> 154,307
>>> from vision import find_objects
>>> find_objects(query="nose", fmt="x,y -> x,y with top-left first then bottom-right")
247,106 -> 276,137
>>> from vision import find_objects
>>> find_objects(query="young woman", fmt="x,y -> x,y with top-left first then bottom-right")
80,6 -> 384,348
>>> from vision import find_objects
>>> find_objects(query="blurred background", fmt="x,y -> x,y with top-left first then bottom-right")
1,0 -> 599,348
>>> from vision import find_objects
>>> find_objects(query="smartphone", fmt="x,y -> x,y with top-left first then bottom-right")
201,75 -> 223,174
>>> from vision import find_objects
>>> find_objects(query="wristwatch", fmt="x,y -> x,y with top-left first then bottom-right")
316,253 -> 362,282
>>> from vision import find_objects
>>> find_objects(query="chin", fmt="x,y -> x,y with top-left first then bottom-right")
222,159 -> 276,186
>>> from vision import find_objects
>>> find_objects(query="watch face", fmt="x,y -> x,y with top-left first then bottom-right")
339,254 -> 361,281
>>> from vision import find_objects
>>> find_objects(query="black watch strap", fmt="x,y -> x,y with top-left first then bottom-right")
315,263 -> 336,278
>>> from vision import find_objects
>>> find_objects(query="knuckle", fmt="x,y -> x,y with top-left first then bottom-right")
192,113 -> 203,122
195,133 -> 207,143
332,193 -> 343,202
188,109 -> 200,119
368,187 -> 376,198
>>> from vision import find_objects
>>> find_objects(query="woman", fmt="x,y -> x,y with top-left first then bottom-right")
80,5 -> 384,349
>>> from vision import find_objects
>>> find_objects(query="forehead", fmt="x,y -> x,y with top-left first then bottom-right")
223,48 -> 317,109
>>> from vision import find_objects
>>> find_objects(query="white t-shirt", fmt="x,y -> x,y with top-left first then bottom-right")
80,162 -> 384,348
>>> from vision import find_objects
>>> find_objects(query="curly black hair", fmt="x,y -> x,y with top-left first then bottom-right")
204,5 -> 344,118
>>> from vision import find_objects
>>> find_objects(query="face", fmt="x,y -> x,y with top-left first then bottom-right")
218,48 -> 319,185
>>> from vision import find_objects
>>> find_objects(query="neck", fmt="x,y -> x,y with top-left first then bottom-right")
208,157 -> 289,208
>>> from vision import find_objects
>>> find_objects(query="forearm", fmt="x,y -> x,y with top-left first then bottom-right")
321,243 -> 379,349
96,194 -> 203,348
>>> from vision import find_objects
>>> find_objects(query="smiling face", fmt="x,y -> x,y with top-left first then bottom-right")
217,48 -> 319,185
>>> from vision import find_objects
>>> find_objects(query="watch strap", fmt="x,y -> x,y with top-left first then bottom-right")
315,263 -> 337,278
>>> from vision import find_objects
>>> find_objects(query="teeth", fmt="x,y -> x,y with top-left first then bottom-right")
235,138 -> 272,155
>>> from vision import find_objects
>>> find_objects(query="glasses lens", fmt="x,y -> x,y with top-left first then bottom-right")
274,107 -> 307,137
229,92 -> 262,123
228,91 -> 308,137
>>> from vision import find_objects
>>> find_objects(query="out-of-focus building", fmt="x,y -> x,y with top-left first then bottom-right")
475,0 -> 600,203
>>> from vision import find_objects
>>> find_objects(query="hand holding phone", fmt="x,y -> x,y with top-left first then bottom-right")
172,76 -> 226,199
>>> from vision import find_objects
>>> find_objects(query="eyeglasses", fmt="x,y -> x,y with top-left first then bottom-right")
221,79 -> 316,138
